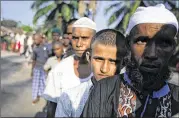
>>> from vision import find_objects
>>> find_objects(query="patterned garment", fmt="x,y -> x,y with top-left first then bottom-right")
32,67 -> 46,100
117,73 -> 172,118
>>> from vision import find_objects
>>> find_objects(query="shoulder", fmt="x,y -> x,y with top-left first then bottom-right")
48,56 -> 56,61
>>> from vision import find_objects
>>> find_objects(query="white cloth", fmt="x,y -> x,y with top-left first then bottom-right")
125,4 -> 178,36
43,56 -> 59,71
55,78 -> 93,117
55,67 -> 126,117
42,55 -> 93,102
73,17 -> 96,31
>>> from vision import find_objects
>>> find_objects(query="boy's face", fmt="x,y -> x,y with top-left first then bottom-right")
63,34 -> 70,47
53,44 -> 63,58
52,32 -> 60,41
90,43 -> 119,81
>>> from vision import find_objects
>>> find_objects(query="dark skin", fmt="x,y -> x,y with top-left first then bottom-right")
31,34 -> 44,77
129,23 -> 176,90
52,32 -> 60,41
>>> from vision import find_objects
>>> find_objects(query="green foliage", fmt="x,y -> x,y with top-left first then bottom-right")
21,25 -> 33,33
105,0 -> 179,34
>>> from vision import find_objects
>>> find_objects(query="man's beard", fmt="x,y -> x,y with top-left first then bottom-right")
124,53 -> 171,93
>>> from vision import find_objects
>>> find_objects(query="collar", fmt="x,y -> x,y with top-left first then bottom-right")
124,73 -> 170,98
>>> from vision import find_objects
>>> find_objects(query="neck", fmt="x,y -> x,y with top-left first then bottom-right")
73,56 -> 91,79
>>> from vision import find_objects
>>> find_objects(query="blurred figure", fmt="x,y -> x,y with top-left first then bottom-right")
62,19 -> 77,59
31,33 -> 49,104
48,28 -> 62,57
25,33 -> 34,64
44,41 -> 63,73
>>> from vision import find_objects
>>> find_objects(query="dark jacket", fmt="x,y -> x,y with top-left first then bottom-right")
81,74 -> 179,118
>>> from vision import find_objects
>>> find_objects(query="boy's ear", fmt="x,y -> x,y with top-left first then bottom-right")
86,51 -> 91,63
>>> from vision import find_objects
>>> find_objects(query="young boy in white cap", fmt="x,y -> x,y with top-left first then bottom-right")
81,4 -> 179,117
42,17 -> 96,117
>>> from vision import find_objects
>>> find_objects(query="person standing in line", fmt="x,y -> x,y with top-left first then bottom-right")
43,17 -> 96,117
31,33 -> 49,104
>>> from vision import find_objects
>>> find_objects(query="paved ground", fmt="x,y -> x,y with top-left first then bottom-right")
1,51 -> 46,117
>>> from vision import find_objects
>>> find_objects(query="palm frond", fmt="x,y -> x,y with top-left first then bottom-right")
33,3 -> 56,25
107,6 -> 126,26
104,2 -> 122,15
31,0 -> 50,10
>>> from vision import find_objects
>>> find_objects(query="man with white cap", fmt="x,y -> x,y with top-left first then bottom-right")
42,17 -> 96,117
81,4 -> 179,117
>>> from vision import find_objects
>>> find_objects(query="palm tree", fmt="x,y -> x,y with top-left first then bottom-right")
31,0 -> 97,39
105,0 -> 179,34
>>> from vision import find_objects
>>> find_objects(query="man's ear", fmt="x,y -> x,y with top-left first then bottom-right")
86,51 -> 91,63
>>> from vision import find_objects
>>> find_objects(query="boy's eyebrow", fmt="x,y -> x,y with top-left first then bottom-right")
93,56 -> 120,62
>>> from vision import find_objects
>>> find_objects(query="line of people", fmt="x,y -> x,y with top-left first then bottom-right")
30,4 -> 179,118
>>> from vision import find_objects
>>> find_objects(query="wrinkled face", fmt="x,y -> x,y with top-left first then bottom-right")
90,43 -> 118,81
52,32 -> 60,41
67,24 -> 73,41
63,34 -> 70,46
53,44 -> 63,58
130,23 -> 176,74
72,27 -> 94,57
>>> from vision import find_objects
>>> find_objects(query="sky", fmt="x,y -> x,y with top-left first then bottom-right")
1,1 -> 114,31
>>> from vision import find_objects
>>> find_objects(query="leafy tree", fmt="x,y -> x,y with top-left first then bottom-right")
105,0 -> 179,34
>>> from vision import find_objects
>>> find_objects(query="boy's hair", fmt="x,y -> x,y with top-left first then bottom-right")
91,29 -> 127,59
52,41 -> 63,48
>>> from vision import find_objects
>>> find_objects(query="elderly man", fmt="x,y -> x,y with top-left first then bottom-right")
42,17 -> 96,117
55,29 -> 127,117
81,4 -> 179,118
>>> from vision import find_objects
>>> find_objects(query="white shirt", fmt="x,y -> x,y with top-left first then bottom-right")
44,56 -> 60,71
55,79 -> 93,117
55,67 -> 126,117
42,55 -> 93,102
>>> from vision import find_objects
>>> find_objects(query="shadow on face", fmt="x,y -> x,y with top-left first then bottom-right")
128,23 -> 177,74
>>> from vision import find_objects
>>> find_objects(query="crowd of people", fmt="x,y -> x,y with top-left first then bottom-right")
11,4 -> 179,118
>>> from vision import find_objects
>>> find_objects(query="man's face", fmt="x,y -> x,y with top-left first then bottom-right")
130,23 -> 176,74
67,24 -> 73,41
63,34 -> 70,47
72,27 -> 94,57
90,43 -> 118,81
34,35 -> 43,45
52,32 -> 60,41
53,44 -> 63,58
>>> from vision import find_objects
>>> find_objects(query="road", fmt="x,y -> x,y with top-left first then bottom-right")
1,51 -> 46,117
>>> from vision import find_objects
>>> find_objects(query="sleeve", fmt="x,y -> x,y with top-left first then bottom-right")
55,93 -> 72,117
32,48 -> 37,61
44,58 -> 51,71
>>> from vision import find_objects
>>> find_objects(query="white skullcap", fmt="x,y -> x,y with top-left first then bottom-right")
72,17 -> 96,31
125,4 -> 178,36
